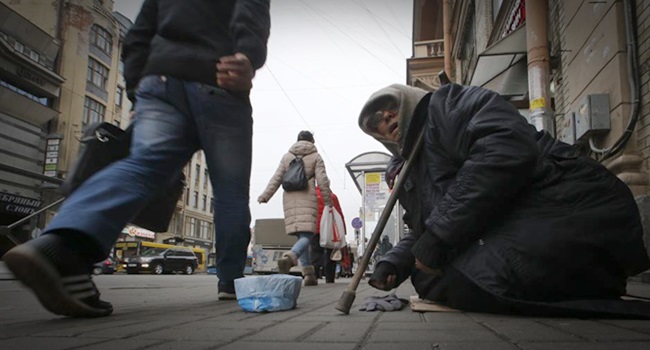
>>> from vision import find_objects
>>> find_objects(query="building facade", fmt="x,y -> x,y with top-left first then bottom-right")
0,0 -> 133,255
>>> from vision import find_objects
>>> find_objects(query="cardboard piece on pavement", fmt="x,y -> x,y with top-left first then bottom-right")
410,295 -> 459,312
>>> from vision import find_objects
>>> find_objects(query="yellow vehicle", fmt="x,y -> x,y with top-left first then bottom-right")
114,241 -> 206,272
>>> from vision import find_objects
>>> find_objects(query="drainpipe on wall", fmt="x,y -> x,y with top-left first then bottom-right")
443,0 -> 452,80
525,0 -> 554,136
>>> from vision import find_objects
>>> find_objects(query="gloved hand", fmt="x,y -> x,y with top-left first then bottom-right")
410,231 -> 453,273
369,262 -> 398,291
359,293 -> 409,311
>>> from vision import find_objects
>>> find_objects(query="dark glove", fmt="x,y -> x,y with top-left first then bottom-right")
359,293 -> 409,312
411,231 -> 453,271
369,262 -> 398,291
385,156 -> 405,189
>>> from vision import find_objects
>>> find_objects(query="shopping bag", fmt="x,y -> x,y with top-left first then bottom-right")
61,122 -> 184,232
319,205 -> 347,249
235,275 -> 303,312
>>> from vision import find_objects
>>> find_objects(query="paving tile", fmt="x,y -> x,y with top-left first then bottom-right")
139,326 -> 252,342
375,320 -> 486,331
369,343 -> 519,350
243,321 -> 323,341
538,319 -> 650,341
599,319 -> 650,334
368,329 -> 503,343
221,342 -> 357,350
305,322 -> 373,342
145,340 -> 224,350
71,338 -> 161,349
0,336 -> 105,350
477,318 -> 581,342
520,342 -> 650,350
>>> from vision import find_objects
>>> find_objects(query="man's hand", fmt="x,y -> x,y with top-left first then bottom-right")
369,262 -> 398,291
257,195 -> 267,204
216,53 -> 254,91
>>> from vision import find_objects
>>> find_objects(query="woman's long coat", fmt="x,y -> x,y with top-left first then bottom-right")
380,84 -> 650,315
259,141 -> 332,235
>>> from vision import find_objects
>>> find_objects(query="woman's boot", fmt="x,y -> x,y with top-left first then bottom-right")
303,265 -> 318,286
277,252 -> 297,274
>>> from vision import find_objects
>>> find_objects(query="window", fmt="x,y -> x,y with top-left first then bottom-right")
189,217 -> 197,237
199,221 -> 210,240
114,119 -> 121,128
29,50 -> 39,62
14,41 -> 23,53
83,97 -> 106,127
185,188 -> 190,205
116,87 -> 123,107
0,79 -> 49,106
90,24 -> 112,55
187,163 -> 192,181
202,195 -> 207,211
209,197 -> 214,214
193,191 -> 198,208
87,57 -> 109,89
194,164 -> 200,187
203,169 -> 209,190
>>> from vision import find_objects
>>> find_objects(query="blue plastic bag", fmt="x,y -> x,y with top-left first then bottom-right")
234,275 -> 303,312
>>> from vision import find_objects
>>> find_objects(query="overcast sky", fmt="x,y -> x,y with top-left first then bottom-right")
113,0 -> 413,241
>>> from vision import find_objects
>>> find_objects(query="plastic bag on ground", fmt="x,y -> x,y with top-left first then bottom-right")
234,275 -> 303,312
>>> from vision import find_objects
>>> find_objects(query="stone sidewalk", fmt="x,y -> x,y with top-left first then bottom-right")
1,270 -> 650,350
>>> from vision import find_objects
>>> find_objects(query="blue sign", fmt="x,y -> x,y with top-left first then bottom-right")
351,217 -> 363,229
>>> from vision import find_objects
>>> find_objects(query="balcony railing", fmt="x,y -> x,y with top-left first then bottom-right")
414,39 -> 444,58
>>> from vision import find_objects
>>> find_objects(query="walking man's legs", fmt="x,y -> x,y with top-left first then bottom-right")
186,82 -> 253,300
4,75 -> 198,317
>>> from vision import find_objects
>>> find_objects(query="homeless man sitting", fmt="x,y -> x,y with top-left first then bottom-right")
358,82 -> 650,318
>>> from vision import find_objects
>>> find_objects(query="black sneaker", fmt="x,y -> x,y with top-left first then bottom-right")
4,234 -> 113,318
217,280 -> 237,300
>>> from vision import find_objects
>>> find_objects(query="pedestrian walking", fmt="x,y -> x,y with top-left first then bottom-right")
257,131 -> 332,286
4,0 -> 270,317
359,83 -> 650,318
310,186 -> 345,283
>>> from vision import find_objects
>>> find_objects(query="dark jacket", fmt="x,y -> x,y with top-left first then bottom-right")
122,0 -> 270,99
382,84 -> 649,307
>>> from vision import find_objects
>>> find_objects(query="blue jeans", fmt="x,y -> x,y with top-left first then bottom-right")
290,232 -> 313,267
44,76 -> 253,283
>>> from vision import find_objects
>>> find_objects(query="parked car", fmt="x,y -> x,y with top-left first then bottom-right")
93,257 -> 116,275
125,247 -> 198,275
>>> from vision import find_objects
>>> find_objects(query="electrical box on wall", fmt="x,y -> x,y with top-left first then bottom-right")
574,94 -> 610,142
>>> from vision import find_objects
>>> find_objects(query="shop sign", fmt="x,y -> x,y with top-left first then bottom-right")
43,134 -> 63,177
0,192 -> 41,215
504,0 -> 526,36
121,226 -> 155,240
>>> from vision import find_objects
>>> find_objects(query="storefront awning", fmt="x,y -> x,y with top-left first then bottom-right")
470,24 -> 528,97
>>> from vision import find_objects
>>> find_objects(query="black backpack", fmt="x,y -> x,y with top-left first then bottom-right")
282,155 -> 308,191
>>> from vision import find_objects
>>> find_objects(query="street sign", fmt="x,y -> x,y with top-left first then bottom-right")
351,217 -> 363,229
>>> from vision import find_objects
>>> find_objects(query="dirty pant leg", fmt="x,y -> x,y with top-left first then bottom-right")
43,76 -> 198,255
291,232 -> 314,267
186,81 -> 253,283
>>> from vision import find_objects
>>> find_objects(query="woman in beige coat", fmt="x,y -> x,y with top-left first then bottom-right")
258,131 -> 332,286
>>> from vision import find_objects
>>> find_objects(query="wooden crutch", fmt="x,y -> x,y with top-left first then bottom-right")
336,129 -> 425,314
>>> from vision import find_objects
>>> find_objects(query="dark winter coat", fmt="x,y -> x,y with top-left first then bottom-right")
381,84 -> 649,308
122,0 -> 270,98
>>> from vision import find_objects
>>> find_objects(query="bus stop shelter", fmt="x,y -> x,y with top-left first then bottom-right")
345,151 -> 404,269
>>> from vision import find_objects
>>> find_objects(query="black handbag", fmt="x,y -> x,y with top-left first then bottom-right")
61,122 -> 185,232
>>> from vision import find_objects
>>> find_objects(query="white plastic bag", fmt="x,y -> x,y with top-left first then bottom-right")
320,205 -> 347,249
235,275 -> 302,312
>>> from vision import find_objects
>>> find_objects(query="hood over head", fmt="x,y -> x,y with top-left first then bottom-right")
289,140 -> 318,156
358,84 -> 430,155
